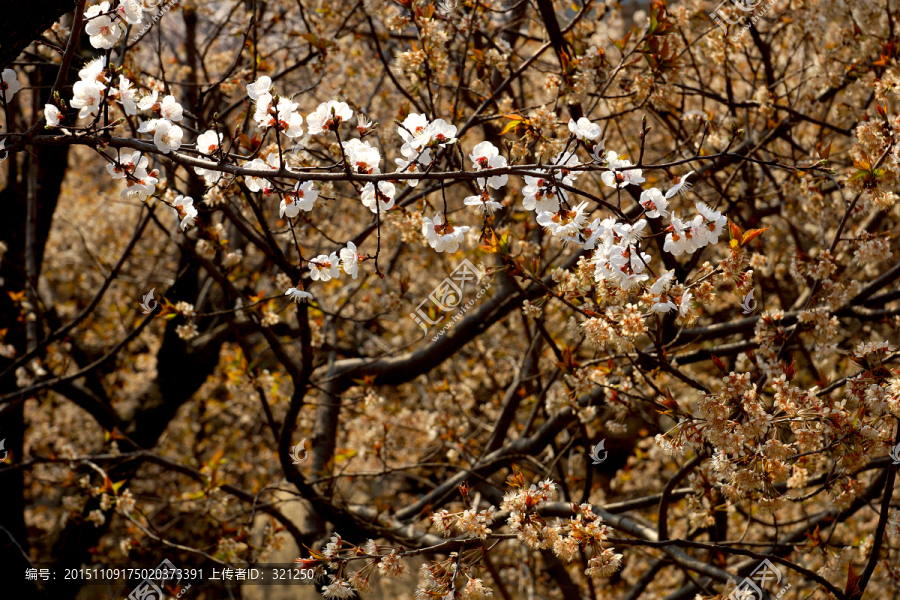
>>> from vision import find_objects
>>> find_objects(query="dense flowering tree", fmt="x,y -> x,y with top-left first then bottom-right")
0,0 -> 899,598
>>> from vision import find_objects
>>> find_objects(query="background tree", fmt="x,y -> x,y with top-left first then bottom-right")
1,0 -> 899,599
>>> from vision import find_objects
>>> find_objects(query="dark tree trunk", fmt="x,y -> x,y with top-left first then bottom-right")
0,0 -> 76,69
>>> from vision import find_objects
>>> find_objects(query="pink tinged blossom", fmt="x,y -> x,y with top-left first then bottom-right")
85,4 -> 123,49
398,113 -> 429,146
71,80 -> 103,119
137,90 -> 158,112
536,202 -> 589,239
679,291 -> 694,317
394,157 -> 427,187
106,150 -> 148,180
522,175 -> 564,213
321,576 -> 354,599
117,0 -> 144,25
159,95 -> 184,122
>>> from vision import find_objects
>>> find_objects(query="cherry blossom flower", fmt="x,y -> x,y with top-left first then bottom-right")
321,575 -> 354,599
568,117 -> 602,141
377,550 -> 406,578
523,175 -> 564,213
342,138 -> 381,174
679,290 -> 694,317
285,287 -> 313,303
401,115 -> 458,153
116,0 -> 144,25
666,171 -> 695,197
0,139 -> 7,163
589,140 -> 606,162
695,202 -> 727,244
340,241 -> 360,279
309,253 -> 340,281
360,181 -> 396,213
423,213 -> 469,253
194,157 -> 224,184
159,95 -> 184,122
280,181 -> 318,217
85,3 -> 122,49
323,534 -> 343,558
464,190 -> 502,215
246,76 -> 272,101
550,151 -> 581,185
584,548 -> 623,578
243,158 -> 271,192
153,119 -> 183,153
600,151 -> 644,188
639,187 -> 669,218
649,271 -> 677,313
663,216 -> 698,256
78,56 -> 107,86
71,81 -> 103,119
253,92 -> 274,125
106,150 -> 148,179
172,195 -> 197,230
306,100 -> 353,135
137,118 -> 160,134
115,76 -> 138,115
398,113 -> 429,149
137,90 -> 158,112
419,118 -> 457,148
536,202 -> 590,239
44,104 -> 61,127
356,114 -> 374,135
120,169 -> 158,201
196,130 -> 223,155
462,578 -> 494,600
259,96 -> 304,137
1,69 -> 22,102
579,218 -> 604,250
469,141 -> 508,189
394,155 -> 429,187
614,219 -> 647,246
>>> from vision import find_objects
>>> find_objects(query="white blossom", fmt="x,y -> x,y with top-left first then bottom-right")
360,181 -> 396,213
469,141 -> 508,189
307,100 -> 353,135
246,75 -> 272,101
568,117 -> 602,141
1,69 -> 22,102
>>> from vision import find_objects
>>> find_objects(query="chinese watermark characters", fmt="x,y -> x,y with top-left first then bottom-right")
409,259 -> 491,341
